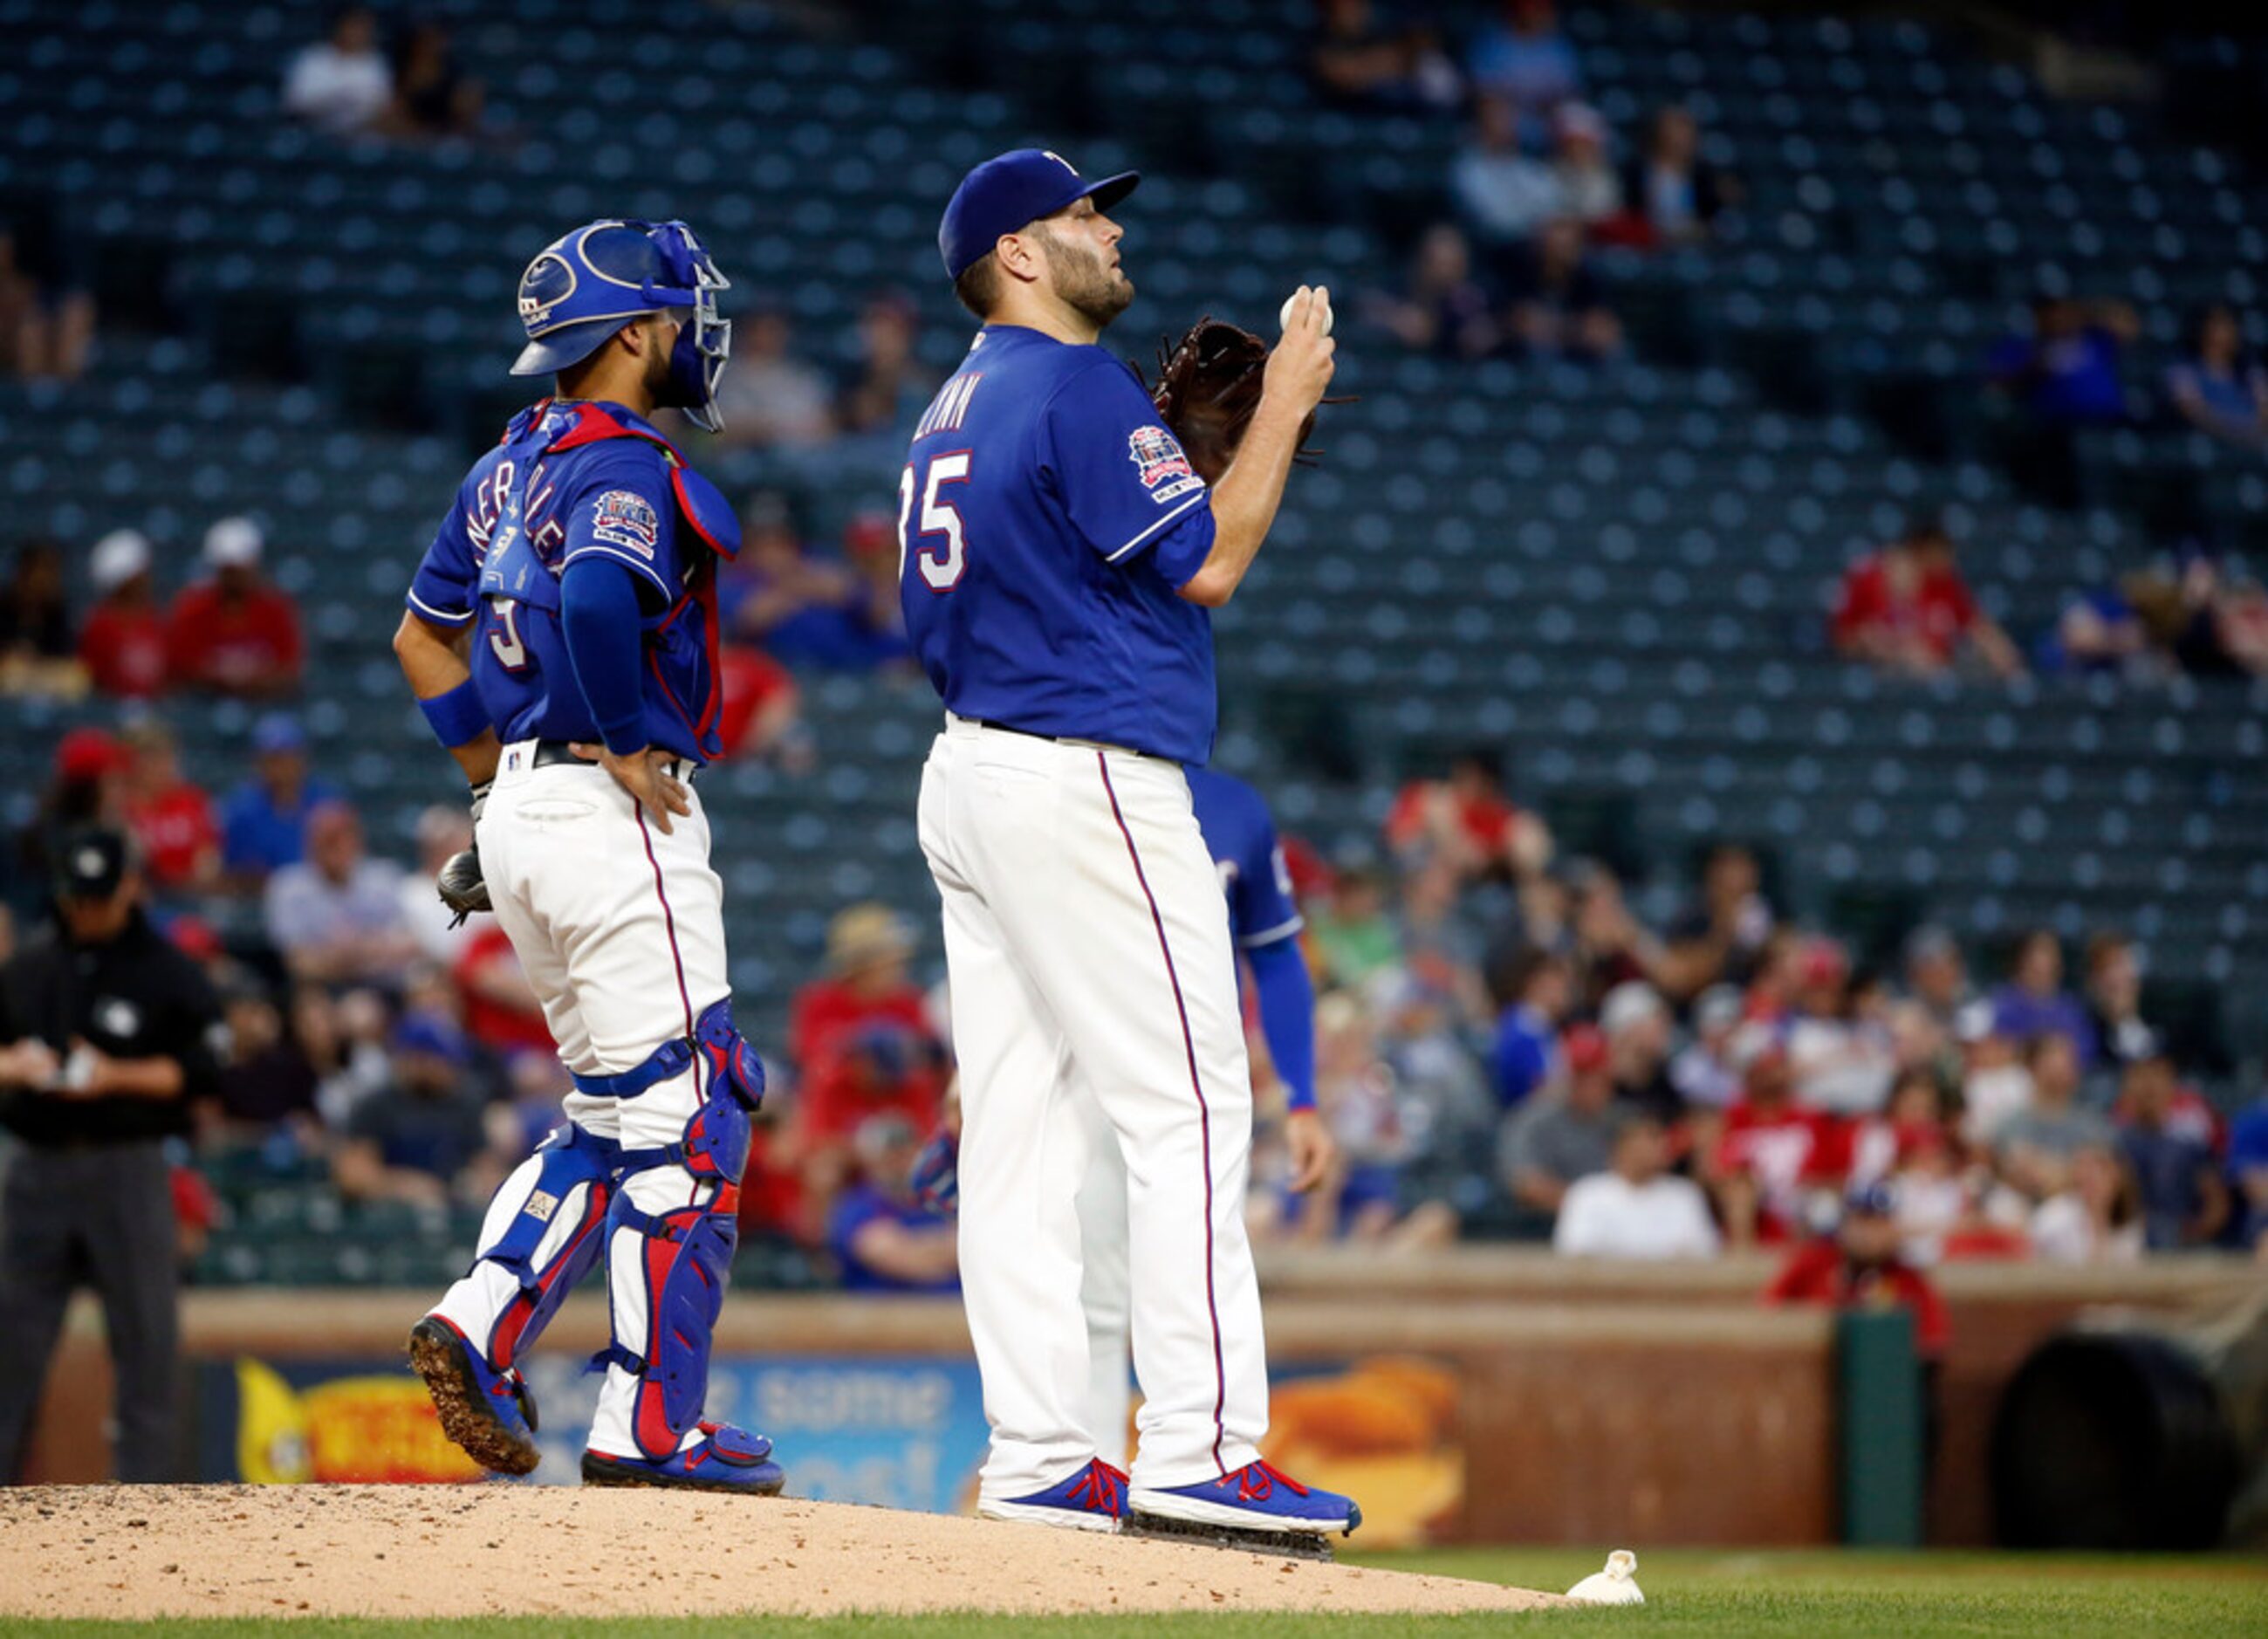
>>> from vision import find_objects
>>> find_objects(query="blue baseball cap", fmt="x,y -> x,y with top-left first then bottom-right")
251,712 -> 305,755
938,148 -> 1140,281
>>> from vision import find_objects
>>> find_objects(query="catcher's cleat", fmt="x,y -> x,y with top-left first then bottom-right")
978,1457 -> 1128,1533
1127,1459 -> 1360,1559
408,1314 -> 541,1477
581,1422 -> 786,1495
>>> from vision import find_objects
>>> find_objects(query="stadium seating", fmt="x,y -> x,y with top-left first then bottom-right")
5,2 -> 2266,1277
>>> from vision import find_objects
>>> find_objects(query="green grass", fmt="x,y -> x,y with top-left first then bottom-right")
3,1548 -> 2263,1636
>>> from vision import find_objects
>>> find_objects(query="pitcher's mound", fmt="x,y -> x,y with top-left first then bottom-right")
0,1485 -> 1563,1620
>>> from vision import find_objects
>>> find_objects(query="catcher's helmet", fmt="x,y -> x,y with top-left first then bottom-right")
511,219 -> 732,433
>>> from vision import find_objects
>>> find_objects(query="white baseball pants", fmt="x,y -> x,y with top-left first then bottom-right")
429,741 -> 730,1460
918,714 -> 1268,1503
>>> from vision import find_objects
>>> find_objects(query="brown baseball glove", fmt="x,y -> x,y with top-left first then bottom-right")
1148,317 -> 1340,485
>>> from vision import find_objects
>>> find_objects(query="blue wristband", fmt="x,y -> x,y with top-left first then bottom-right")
419,679 -> 491,749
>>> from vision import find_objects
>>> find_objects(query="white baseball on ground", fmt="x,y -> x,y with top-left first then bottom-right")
1281,286 -> 1333,338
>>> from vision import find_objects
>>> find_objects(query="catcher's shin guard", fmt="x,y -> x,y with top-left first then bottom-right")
475,1121 -> 616,1369
595,1006 -> 762,1463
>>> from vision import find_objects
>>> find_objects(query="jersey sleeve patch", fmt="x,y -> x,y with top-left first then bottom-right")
589,490 -> 661,560
1128,425 -> 1203,504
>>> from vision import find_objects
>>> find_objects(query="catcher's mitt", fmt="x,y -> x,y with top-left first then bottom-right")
1149,317 -> 1342,485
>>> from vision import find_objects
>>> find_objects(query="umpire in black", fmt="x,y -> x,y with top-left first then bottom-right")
0,826 -> 222,1481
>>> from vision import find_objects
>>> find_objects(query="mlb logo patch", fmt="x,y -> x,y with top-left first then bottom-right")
591,490 -> 661,559
1127,424 -> 1194,491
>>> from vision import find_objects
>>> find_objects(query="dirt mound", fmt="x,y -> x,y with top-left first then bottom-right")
0,1485 -> 1561,1620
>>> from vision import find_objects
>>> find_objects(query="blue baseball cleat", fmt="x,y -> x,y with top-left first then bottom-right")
581,1422 -> 787,1495
979,1457 -> 1129,1532
1129,1459 -> 1361,1538
408,1314 -> 541,1477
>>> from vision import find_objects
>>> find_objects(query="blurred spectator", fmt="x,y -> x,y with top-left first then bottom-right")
401,805 -> 473,965
452,922 -> 552,1059
0,226 -> 93,383
496,1051 -> 570,1160
723,495 -> 898,670
1987,295 -> 2136,428
1829,516 -> 2024,679
2162,303 -> 2266,449
1502,218 -> 1621,360
786,905 -> 948,1232
838,511 -> 914,666
303,985 -> 393,1126
121,720 -> 220,896
1784,938 -> 1895,1117
2029,1142 -> 2144,1264
1621,105 -> 1736,248
220,713 -> 339,887
1990,929 -> 2094,1070
1497,1023 -> 1618,1219
332,1013 -> 505,1206
1600,980 -> 1679,1125
834,292 -> 938,440
1308,0 -> 1460,113
264,800 -> 418,991
1275,992 -> 1456,1249
1707,1034 -> 1850,1247
1995,1034 -> 2115,1202
1766,1184 -> 1950,1360
1956,1005 -> 2034,1149
2114,1054 -> 2228,1251
2122,548 -> 2268,679
1903,925 -> 1972,1032
381,21 -> 483,140
166,518 -> 305,698
206,984 -> 322,1147
282,4 -> 393,136
1547,103 -> 1623,229
714,308 -> 836,449
1451,95 -> 1562,250
1310,855 -> 1401,989
1669,984 -> 1746,1110
1849,1067 -> 1950,1189
826,1114 -> 958,1293
1565,861 -> 1662,1012
1385,746 -> 1550,885
1660,841 -> 1775,999
713,642 -> 809,765
1552,1110 -> 1719,1258
2227,1094 -> 2268,1255
2081,931 -> 2159,1072
1488,945 -> 1568,1108
1391,855 -> 1490,1024
2037,580 -> 2155,676
79,529 -> 169,699
0,538 -> 82,698
1464,0 -> 1583,149
1365,223 -> 1500,360
14,729 -> 131,914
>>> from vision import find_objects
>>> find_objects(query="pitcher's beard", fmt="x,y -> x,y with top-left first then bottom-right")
1038,228 -> 1134,328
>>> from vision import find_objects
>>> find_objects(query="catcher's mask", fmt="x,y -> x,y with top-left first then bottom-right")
511,219 -> 733,434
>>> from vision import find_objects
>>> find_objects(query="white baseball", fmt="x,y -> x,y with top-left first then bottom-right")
1281,287 -> 1333,338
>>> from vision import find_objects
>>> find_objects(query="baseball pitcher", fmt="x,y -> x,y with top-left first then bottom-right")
900,147 -> 1352,1547
394,219 -> 783,1495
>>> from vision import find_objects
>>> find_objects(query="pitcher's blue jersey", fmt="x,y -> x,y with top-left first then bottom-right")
899,324 -> 1221,765
1189,766 -> 1303,950
405,400 -> 727,764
